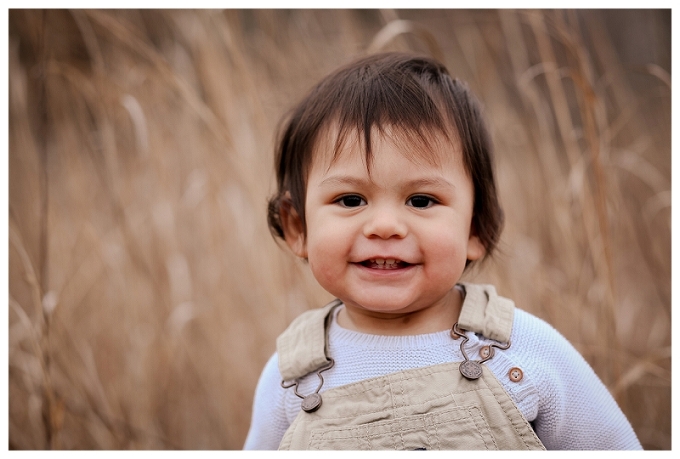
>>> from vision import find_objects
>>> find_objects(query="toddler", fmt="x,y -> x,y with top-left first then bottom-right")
244,52 -> 642,450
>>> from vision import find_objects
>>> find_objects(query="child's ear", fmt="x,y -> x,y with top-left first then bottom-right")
466,226 -> 485,262
280,193 -> 308,259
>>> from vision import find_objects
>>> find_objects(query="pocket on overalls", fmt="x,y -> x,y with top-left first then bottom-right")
308,405 -> 496,450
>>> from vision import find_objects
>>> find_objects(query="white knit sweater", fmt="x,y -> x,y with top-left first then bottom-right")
244,306 -> 642,450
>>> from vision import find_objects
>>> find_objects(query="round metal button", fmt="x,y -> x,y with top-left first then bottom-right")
460,360 -> 483,380
508,367 -> 523,382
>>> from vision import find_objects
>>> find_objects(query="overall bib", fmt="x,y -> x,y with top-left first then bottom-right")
276,283 -> 545,450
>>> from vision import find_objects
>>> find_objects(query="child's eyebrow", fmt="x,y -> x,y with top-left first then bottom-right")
401,177 -> 456,190
319,175 -> 369,188
319,175 -> 455,190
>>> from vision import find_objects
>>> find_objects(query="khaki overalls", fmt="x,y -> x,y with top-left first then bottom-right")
276,283 -> 545,450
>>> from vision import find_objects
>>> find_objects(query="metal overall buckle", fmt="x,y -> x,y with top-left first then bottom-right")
281,358 -> 335,413
451,323 -> 511,380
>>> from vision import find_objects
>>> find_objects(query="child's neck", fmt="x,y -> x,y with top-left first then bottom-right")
336,287 -> 464,336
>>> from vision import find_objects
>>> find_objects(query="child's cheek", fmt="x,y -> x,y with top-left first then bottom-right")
308,256 -> 339,296
307,238 -> 344,291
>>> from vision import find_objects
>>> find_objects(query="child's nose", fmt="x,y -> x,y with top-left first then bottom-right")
362,205 -> 408,239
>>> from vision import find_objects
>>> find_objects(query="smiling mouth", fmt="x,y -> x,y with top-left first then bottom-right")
360,258 -> 411,270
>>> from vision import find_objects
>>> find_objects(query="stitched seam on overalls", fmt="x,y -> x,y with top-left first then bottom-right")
385,373 -> 397,448
424,413 -> 434,450
432,415 -> 440,449
467,406 -> 493,450
397,374 -> 407,450
361,424 -> 371,450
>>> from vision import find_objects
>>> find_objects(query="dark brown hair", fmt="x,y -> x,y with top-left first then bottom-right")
267,52 -> 504,263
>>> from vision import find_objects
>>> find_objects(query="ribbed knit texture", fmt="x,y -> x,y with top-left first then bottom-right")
244,307 -> 642,450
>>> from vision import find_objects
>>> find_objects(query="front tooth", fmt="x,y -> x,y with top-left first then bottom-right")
386,258 -> 395,265
375,258 -> 385,265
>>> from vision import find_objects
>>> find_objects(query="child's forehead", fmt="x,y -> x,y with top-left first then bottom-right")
311,122 -> 463,172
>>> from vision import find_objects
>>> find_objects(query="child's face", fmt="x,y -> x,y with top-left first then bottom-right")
285,126 -> 484,317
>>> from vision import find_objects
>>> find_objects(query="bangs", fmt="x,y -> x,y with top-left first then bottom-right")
324,120 -> 452,173
314,54 -> 457,170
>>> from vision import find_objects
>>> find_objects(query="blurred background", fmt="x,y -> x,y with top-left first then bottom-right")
8,9 -> 670,450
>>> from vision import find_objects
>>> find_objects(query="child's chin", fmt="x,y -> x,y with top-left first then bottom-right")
344,298 -> 419,315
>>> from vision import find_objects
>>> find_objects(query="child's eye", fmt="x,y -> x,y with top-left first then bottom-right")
407,195 -> 437,208
336,195 -> 366,208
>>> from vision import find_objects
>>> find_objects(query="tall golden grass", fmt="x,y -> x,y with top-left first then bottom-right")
8,9 -> 670,449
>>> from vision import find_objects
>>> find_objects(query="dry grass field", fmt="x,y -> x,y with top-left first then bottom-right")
8,9 -> 670,449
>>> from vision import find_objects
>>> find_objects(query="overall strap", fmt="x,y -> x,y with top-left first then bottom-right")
457,283 -> 515,343
277,299 -> 342,382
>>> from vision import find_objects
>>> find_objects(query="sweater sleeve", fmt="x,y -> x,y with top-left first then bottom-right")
243,353 -> 291,450
516,311 -> 642,450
